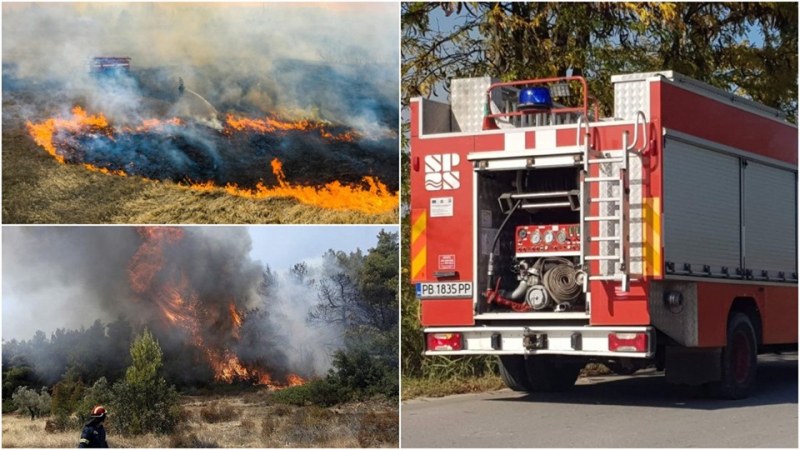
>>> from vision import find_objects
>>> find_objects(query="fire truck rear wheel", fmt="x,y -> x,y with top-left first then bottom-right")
706,312 -> 757,399
498,355 -> 533,391
525,356 -> 582,392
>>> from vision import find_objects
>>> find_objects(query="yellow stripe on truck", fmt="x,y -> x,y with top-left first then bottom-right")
411,212 -> 426,242
644,197 -> 662,277
411,209 -> 427,282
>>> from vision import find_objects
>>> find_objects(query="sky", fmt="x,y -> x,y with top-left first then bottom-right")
247,225 -> 394,271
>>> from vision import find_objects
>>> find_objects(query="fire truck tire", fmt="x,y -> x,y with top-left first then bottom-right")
525,356 -> 581,392
706,312 -> 757,399
498,356 -> 532,391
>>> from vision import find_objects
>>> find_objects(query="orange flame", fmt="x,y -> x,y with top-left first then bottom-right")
225,113 -> 359,142
286,374 -> 305,387
126,227 -> 305,387
26,106 -> 109,163
189,158 -> 397,215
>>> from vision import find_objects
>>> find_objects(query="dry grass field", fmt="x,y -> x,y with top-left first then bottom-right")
2,106 -> 398,225
2,392 -> 398,448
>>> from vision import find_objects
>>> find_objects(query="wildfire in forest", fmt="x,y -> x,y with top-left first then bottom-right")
127,226 -> 304,388
25,107 -> 398,215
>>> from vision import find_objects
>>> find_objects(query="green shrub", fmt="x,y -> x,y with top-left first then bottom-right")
76,377 -> 113,424
111,378 -> 182,435
328,348 -> 398,400
272,379 -> 345,407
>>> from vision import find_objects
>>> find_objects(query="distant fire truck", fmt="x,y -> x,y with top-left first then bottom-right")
409,71 -> 797,398
89,56 -> 131,75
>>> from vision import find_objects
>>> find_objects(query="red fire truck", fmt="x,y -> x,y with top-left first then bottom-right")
409,71 -> 797,398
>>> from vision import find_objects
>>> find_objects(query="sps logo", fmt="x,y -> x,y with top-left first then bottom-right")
424,154 -> 460,191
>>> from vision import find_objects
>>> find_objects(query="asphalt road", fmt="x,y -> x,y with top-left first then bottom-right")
402,354 -> 797,448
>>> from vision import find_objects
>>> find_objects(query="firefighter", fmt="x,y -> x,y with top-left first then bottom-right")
78,406 -> 109,448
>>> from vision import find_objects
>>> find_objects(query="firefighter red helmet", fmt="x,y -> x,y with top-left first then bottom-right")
90,406 -> 107,419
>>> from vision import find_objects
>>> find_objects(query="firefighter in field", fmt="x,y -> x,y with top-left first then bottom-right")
78,406 -> 109,448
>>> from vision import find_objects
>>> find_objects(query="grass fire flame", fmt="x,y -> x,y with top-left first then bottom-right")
26,107 -> 397,215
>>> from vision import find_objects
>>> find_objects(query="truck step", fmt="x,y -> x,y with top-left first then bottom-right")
585,215 -> 620,221
584,255 -> 620,261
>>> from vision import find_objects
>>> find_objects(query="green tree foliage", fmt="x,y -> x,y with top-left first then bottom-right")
312,231 -> 398,340
402,2 -> 797,120
50,366 -> 85,416
2,365 -> 38,406
76,377 -> 113,424
358,230 -> 400,333
11,386 -> 50,420
110,330 -> 181,436
124,330 -> 163,385
2,317 -> 133,387
282,230 -> 399,405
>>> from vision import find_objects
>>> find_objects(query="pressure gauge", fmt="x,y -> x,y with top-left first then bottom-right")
518,228 -> 528,239
557,230 -> 567,244
531,231 -> 541,244
544,231 -> 554,244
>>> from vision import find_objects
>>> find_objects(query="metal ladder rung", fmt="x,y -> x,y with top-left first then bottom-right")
585,215 -> 620,221
590,198 -> 619,203
585,176 -> 620,183
590,236 -> 620,242
588,157 -> 624,164
589,274 -> 626,281
585,255 -> 620,261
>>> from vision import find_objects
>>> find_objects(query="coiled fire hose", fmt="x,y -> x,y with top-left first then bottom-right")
541,259 -> 582,303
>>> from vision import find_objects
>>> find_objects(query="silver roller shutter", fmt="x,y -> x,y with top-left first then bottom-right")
744,162 -> 797,277
663,139 -> 741,272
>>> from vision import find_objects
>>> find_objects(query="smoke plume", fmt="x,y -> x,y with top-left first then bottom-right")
2,226 -> 345,384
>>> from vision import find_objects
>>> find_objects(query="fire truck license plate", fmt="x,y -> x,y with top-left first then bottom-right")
416,282 -> 473,299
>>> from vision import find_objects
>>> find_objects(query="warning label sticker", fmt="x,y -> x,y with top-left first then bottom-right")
430,197 -> 454,217
438,254 -> 456,270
